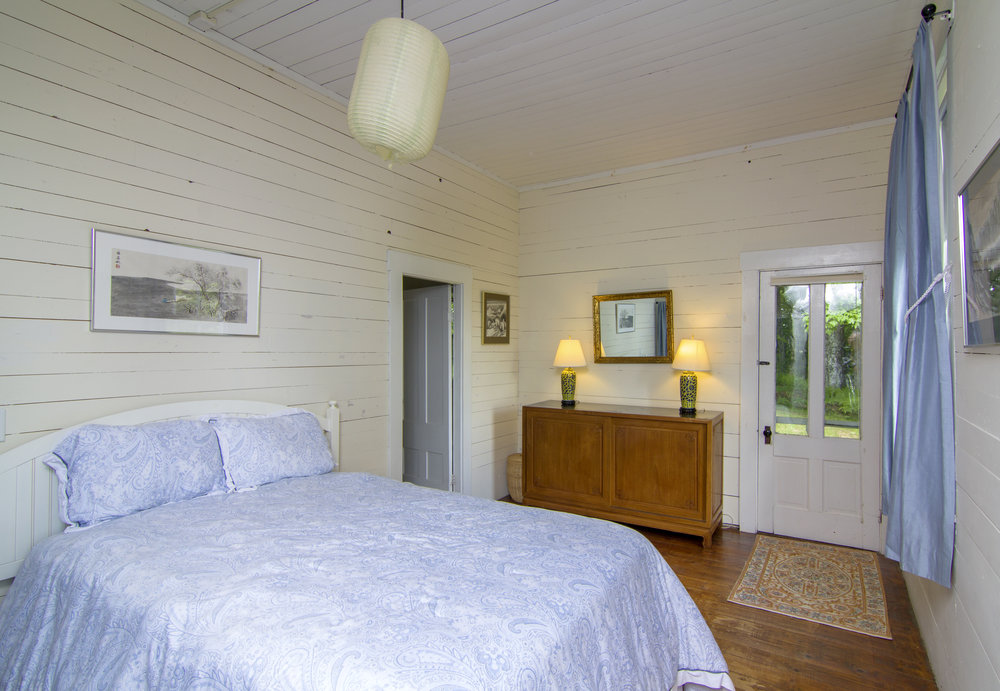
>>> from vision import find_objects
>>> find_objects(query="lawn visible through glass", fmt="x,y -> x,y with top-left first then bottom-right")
824,283 -> 861,439
775,285 -> 809,436
774,282 -> 861,439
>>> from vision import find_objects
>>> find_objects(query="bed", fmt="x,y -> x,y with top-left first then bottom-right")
0,400 -> 734,690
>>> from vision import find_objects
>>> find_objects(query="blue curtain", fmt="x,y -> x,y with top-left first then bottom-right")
654,299 -> 668,357
881,21 -> 955,588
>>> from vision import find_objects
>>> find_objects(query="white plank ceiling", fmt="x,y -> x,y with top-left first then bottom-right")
142,0 -> 950,189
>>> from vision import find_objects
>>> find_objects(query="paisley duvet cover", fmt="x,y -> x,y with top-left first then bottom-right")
0,472 -> 732,690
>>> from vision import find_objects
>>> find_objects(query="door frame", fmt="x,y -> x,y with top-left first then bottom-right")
388,250 -> 472,493
738,241 -> 882,534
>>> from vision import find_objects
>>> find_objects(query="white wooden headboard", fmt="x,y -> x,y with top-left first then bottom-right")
0,400 -> 340,585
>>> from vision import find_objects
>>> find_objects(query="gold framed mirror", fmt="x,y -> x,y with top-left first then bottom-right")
593,290 -> 674,363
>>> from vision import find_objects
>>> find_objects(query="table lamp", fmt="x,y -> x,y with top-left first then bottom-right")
672,338 -> 710,415
553,338 -> 587,407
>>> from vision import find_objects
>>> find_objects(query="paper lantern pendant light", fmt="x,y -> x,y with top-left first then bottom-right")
348,17 -> 450,166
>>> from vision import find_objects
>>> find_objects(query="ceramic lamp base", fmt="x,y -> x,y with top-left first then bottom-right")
679,370 -> 697,415
561,367 -> 577,406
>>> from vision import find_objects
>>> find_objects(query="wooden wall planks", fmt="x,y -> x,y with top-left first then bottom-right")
518,124 -> 892,526
0,0 -> 519,499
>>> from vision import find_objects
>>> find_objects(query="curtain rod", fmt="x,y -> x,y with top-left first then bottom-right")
903,4 -> 952,95
919,3 -> 950,23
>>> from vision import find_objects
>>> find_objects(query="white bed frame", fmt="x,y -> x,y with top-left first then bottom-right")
0,400 -> 340,588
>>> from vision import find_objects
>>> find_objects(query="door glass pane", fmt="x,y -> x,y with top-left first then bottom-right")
775,285 -> 809,436
824,283 -> 862,438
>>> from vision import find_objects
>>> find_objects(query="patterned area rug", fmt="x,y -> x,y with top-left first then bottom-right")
728,534 -> 891,639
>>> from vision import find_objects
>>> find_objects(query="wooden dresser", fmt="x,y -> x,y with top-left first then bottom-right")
522,401 -> 724,546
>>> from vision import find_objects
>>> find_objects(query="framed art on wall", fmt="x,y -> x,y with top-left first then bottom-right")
615,302 -> 636,333
482,292 -> 510,344
91,229 -> 261,336
959,140 -> 1000,346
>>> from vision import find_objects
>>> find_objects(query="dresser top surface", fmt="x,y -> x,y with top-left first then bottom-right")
524,400 -> 723,422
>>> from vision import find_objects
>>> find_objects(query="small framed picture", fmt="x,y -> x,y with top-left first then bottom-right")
482,292 -> 510,344
91,229 -> 261,336
616,302 -> 635,333
959,139 -> 1000,346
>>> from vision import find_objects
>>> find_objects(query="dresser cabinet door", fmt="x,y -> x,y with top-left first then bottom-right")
610,419 -> 705,521
524,412 -> 607,507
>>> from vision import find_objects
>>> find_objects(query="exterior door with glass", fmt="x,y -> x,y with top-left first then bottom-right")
757,265 -> 882,550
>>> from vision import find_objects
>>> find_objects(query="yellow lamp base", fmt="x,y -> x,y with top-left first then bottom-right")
679,370 -> 697,415
561,367 -> 577,406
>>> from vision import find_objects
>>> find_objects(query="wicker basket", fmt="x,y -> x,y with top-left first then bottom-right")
506,452 -> 523,503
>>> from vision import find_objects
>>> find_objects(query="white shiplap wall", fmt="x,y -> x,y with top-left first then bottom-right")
906,1 -> 1000,688
518,124 -> 891,525
0,0 -> 519,497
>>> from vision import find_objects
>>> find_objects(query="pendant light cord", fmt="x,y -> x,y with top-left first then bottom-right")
401,0 -> 404,19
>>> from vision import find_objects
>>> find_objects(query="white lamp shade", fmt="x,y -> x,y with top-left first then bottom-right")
553,339 -> 587,368
672,338 -> 710,371
348,18 -> 450,166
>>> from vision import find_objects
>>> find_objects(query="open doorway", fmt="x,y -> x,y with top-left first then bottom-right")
387,251 -> 472,494
402,278 -> 454,490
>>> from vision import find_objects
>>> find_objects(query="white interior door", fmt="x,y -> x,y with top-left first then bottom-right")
402,284 -> 452,490
757,264 -> 882,550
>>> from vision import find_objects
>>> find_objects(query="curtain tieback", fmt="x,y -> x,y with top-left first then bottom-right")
904,263 -> 952,325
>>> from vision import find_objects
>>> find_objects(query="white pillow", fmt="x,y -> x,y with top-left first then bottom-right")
208,409 -> 335,490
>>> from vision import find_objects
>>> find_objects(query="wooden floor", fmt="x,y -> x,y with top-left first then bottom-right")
637,526 -> 938,690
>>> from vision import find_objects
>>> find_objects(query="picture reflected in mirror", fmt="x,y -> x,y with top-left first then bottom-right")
593,290 -> 673,363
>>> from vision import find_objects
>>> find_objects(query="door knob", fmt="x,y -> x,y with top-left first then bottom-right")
763,426 -> 772,445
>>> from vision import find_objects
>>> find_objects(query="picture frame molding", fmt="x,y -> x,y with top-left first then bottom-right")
90,229 -> 262,336
481,291 -> 510,345
958,138 -> 1000,348
615,302 -> 636,333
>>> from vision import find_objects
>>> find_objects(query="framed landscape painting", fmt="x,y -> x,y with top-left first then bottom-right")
91,229 -> 261,336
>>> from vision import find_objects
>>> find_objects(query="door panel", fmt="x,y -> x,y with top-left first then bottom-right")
823,461 -> 860,514
402,284 -> 452,490
525,414 -> 605,505
612,421 -> 704,519
773,457 -> 808,508
758,265 -> 881,550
